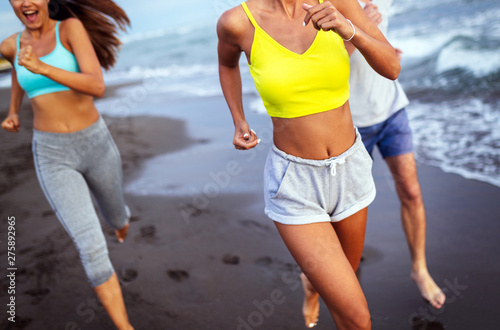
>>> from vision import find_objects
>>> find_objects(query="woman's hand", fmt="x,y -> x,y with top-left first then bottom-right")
17,45 -> 46,75
308,0 -> 400,79
363,1 -> 382,26
302,2 -> 354,40
396,48 -> 403,62
233,120 -> 260,150
1,114 -> 20,133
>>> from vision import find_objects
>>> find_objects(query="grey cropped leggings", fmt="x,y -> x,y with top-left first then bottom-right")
32,117 -> 129,287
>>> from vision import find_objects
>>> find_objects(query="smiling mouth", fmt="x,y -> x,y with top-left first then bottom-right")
24,10 -> 39,23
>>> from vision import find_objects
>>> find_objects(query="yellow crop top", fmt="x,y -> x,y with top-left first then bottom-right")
242,1 -> 350,118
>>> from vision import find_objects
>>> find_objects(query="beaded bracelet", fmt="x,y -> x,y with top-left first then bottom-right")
342,19 -> 356,42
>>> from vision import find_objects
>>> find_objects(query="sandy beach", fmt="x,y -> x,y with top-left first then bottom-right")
1,85 -> 499,330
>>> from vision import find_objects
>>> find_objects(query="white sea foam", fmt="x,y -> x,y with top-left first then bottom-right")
390,0 -> 458,16
389,2 -> 500,77
390,34 -> 453,59
120,29 -> 168,44
120,25 -> 198,44
408,100 -> 500,188
104,64 -> 218,85
437,42 -> 500,76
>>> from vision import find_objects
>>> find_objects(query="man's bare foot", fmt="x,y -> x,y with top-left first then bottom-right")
411,269 -> 446,309
300,273 -> 319,328
115,223 -> 130,243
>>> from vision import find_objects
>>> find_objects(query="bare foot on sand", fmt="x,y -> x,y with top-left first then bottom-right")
411,269 -> 446,309
115,223 -> 130,243
300,273 -> 319,328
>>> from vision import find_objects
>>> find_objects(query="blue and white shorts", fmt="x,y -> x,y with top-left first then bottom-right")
264,129 -> 376,225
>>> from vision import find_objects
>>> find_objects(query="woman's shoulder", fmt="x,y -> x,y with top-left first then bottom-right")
58,18 -> 90,46
217,4 -> 251,39
59,17 -> 85,32
0,33 -> 20,62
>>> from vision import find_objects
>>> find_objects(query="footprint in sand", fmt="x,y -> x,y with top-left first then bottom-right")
178,203 -> 204,218
255,256 -> 273,267
411,316 -> 445,330
167,270 -> 190,282
129,215 -> 140,222
25,288 -> 50,297
140,225 -> 156,238
222,254 -> 240,265
255,256 -> 299,273
42,210 -> 55,217
239,219 -> 270,233
121,268 -> 139,283
25,288 -> 50,305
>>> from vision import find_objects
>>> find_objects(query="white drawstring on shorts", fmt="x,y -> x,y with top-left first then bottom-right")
326,157 -> 346,176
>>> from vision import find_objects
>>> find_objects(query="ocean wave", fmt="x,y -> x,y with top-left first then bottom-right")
104,64 -> 219,86
389,0 -> 500,67
390,0 -> 459,17
120,29 -> 168,44
400,67 -> 500,103
113,80 -> 223,99
436,39 -> 500,76
120,25 -> 198,44
391,33 -> 453,59
408,100 -> 500,188
120,25 -> 207,45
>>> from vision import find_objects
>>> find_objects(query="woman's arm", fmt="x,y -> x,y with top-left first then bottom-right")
344,1 -> 381,56
217,8 -> 259,150
303,0 -> 400,80
1,36 -> 24,133
17,18 -> 105,98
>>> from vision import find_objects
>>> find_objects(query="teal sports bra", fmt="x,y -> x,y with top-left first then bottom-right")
15,21 -> 80,99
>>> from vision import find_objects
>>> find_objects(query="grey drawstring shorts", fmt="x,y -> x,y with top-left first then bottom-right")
264,128 -> 376,225
32,117 -> 129,287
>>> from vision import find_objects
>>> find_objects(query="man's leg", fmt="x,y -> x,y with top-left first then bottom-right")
385,152 -> 446,309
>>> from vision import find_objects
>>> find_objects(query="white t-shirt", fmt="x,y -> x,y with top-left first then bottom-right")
349,0 -> 409,128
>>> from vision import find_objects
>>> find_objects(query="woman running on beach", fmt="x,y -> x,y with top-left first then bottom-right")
217,0 -> 399,328
1,0 -> 133,328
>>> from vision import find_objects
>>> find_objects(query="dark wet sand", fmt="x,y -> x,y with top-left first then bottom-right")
0,87 -> 499,330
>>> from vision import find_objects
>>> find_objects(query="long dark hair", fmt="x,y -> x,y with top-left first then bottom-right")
49,0 -> 130,70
